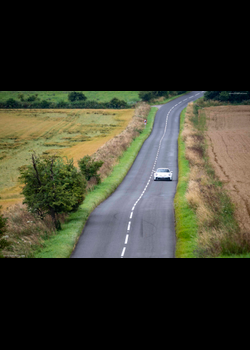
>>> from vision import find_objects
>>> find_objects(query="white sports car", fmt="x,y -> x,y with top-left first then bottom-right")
154,168 -> 173,181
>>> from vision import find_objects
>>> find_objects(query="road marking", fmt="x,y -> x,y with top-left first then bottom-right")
121,92 -> 204,258
121,247 -> 126,257
125,234 -> 129,245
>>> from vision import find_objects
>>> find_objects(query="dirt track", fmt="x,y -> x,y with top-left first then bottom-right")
205,106 -> 250,233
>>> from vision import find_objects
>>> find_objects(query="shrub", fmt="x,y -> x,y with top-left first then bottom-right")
109,98 -> 128,108
139,91 -> 155,102
78,156 -> 104,185
6,98 -> 20,108
0,206 -> 8,251
68,91 -> 87,102
139,91 -> 187,102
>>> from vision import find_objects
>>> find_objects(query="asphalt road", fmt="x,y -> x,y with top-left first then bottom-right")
71,91 -> 205,258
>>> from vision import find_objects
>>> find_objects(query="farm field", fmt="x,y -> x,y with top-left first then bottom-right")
0,91 -> 140,104
205,105 -> 250,234
0,108 -> 134,209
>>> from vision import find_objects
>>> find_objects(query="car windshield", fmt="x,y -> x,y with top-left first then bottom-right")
157,169 -> 170,173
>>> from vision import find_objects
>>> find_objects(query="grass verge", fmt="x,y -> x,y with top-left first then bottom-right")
34,107 -> 157,258
174,108 -> 198,258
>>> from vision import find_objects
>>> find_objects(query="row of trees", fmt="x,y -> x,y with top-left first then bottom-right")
139,91 -> 188,102
0,93 -> 129,109
204,91 -> 250,102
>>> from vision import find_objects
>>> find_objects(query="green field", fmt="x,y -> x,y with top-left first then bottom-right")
0,91 -> 141,104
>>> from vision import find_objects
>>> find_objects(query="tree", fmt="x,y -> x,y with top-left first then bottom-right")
68,91 -> 87,102
6,98 -> 20,108
20,154 -> 86,229
78,156 -> 104,185
204,91 -> 250,102
108,98 -> 128,109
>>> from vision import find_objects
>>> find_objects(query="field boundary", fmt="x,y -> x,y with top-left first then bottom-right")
34,107 -> 158,258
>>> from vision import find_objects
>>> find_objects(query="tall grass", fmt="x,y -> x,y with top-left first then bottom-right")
176,102 -> 250,258
174,108 -> 199,258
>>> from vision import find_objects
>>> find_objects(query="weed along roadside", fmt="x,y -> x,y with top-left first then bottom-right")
174,108 -> 198,258
175,102 -> 250,258
33,107 -> 157,258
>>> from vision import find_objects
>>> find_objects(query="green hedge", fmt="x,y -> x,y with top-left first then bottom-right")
0,97 -> 130,109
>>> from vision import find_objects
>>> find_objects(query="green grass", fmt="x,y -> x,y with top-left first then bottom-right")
34,107 -> 158,258
174,108 -> 198,258
0,91 -> 141,104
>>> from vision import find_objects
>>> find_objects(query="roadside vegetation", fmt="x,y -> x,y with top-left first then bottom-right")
175,101 -> 250,258
0,103 -> 156,258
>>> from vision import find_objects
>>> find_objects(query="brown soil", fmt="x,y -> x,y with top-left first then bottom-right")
205,105 -> 250,233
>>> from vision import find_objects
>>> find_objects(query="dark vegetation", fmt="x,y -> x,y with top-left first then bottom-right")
139,91 -> 189,102
0,91 -> 190,109
0,92 -> 130,109
204,91 -> 250,103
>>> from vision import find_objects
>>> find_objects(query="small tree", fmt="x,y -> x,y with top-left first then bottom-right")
20,154 -> 86,229
68,91 -> 87,102
78,156 -> 104,185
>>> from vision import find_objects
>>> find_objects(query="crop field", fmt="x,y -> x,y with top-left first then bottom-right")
0,91 -> 140,104
205,106 -> 250,234
0,108 -> 134,209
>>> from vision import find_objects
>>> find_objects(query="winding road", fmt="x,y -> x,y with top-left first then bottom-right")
71,91 -> 205,258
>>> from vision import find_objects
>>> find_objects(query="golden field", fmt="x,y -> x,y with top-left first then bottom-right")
0,108 -> 134,209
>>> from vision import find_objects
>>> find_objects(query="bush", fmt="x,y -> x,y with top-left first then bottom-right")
78,156 -> 104,185
68,91 -> 87,102
108,98 -> 128,109
0,206 -> 8,251
139,91 -> 188,102
5,98 -> 20,108
139,91 -> 155,102
20,154 -> 87,229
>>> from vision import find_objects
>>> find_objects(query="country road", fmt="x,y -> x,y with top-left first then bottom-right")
71,91 -> 205,258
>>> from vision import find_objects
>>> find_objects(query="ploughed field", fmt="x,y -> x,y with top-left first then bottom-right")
205,106 -> 250,233
0,108 -> 134,209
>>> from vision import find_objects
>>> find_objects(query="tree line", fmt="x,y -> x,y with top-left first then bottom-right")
0,91 -> 191,108
139,91 -> 189,102
0,92 -> 129,109
204,91 -> 250,103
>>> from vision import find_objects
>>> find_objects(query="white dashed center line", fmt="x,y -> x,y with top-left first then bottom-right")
120,92 -> 205,258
